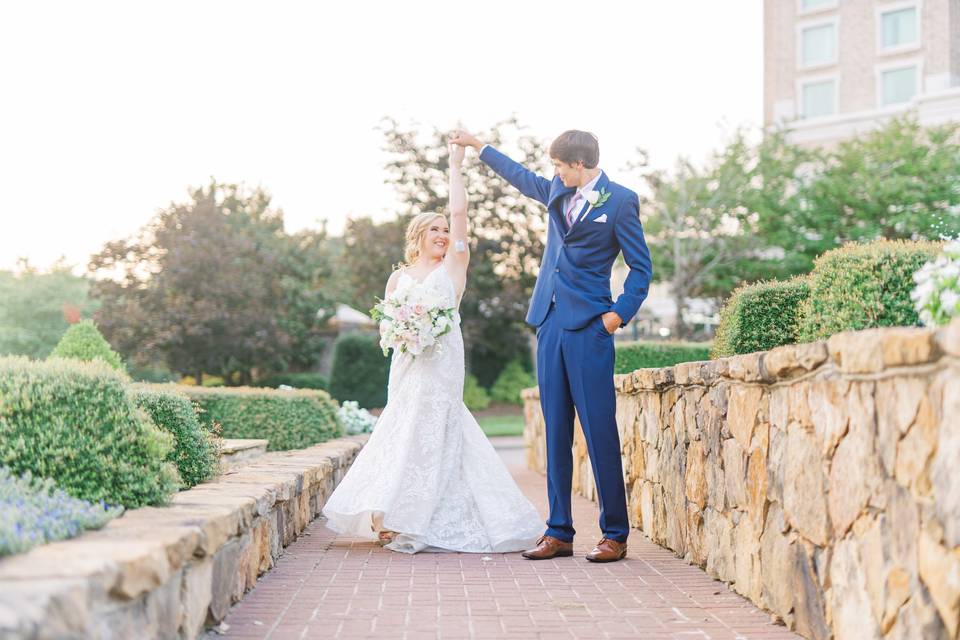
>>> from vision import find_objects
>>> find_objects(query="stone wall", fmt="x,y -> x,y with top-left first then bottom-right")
523,322 -> 960,640
0,436 -> 367,639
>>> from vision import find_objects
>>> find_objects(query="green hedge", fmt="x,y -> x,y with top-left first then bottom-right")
615,341 -> 712,373
254,372 -> 328,390
797,239 -> 940,342
711,278 -> 811,359
0,357 -> 179,508
132,386 -> 221,488
49,319 -> 124,371
464,374 -> 491,411
171,384 -> 342,451
329,333 -> 389,409
490,360 -> 535,406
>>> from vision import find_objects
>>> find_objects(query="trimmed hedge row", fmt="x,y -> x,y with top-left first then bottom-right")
254,372 -> 328,390
329,334 -> 389,409
169,384 -> 342,451
0,357 -> 180,508
615,341 -> 712,374
712,239 -> 941,357
711,278 -> 810,359
132,386 -> 221,488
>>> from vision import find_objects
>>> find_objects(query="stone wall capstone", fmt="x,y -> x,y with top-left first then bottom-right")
523,321 -> 960,640
0,435 -> 367,640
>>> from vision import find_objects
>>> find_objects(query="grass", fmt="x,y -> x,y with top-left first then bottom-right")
477,414 -> 525,437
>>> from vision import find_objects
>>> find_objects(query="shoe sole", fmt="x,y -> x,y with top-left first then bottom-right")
585,552 -> 627,563
522,549 -> 574,560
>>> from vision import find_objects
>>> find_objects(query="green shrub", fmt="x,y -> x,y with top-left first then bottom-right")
49,319 -> 124,371
132,386 -> 221,488
173,384 -> 342,451
798,239 -> 940,342
490,360 -> 535,405
464,374 -> 491,411
711,278 -> 811,358
329,334 -> 389,409
616,341 -> 713,373
255,372 -> 328,390
0,357 -> 180,508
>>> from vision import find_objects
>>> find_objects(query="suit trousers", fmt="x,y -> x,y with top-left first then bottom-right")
536,303 -> 629,543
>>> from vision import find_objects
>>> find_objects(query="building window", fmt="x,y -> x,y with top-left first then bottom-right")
799,0 -> 839,13
880,65 -> 919,106
801,79 -> 837,118
880,6 -> 919,51
800,22 -> 837,68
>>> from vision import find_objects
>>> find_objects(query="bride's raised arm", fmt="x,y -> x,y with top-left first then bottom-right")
446,142 -> 469,295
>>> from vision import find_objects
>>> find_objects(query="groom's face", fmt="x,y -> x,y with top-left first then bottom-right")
552,159 -> 583,188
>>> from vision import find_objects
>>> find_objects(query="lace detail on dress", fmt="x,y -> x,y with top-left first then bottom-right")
321,264 -> 543,553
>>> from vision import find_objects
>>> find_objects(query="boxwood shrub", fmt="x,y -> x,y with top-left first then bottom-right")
797,239 -> 940,342
172,384 -> 342,451
711,278 -> 811,359
132,386 -> 221,488
49,319 -> 124,371
329,333 -> 389,409
0,357 -> 180,508
490,360 -> 535,406
615,341 -> 712,373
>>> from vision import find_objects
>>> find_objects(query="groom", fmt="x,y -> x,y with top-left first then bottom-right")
451,129 -> 652,562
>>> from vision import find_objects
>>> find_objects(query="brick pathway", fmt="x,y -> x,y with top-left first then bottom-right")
210,440 -> 799,640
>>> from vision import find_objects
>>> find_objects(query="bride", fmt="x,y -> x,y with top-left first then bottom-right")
321,141 -> 543,553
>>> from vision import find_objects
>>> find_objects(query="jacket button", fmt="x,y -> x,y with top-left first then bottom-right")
554,268 -> 559,273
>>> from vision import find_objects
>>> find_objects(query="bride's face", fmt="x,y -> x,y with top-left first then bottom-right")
420,217 -> 450,259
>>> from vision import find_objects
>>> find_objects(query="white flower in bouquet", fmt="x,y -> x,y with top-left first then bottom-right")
911,239 -> 960,326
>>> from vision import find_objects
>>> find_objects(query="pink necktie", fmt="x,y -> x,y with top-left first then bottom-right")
565,193 -> 582,227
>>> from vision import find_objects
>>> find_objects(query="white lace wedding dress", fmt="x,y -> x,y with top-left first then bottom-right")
321,263 -> 543,553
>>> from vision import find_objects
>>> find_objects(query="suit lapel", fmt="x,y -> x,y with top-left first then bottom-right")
548,180 -> 575,233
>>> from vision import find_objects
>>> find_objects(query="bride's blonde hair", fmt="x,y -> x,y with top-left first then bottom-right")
404,212 -> 448,265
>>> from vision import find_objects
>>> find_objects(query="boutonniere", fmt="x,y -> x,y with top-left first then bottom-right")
584,188 -> 611,209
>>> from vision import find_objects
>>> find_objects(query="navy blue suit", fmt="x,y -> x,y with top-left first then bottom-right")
480,145 -> 652,543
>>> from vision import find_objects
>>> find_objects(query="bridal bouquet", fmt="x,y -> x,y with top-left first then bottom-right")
371,278 -> 456,357
911,239 -> 960,327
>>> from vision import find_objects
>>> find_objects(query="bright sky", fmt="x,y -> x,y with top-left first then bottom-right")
0,1 -> 762,273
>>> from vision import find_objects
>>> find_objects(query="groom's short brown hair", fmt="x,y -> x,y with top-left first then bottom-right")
549,130 -> 599,168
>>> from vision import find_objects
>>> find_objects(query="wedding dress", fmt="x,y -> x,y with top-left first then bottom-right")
321,263 -> 543,553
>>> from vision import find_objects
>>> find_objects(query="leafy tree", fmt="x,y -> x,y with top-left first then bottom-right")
0,260 -> 99,359
88,181 -> 334,384
349,117 -> 548,385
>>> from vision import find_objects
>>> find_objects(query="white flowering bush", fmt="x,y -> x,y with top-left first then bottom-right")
912,239 -> 960,326
371,276 -> 456,357
0,467 -> 122,557
337,401 -> 377,435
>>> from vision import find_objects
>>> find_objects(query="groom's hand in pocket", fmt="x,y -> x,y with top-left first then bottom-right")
602,311 -> 622,335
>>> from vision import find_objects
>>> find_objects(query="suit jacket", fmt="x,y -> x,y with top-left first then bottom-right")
480,145 -> 653,330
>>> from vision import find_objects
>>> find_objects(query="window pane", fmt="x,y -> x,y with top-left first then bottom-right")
881,66 -> 917,105
881,7 -> 918,49
802,24 -> 836,66
801,0 -> 836,10
802,80 -> 836,118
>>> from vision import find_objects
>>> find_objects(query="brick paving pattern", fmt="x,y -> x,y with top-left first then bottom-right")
211,443 -> 799,639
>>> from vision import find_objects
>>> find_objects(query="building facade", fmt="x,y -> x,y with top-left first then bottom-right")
765,0 -> 960,146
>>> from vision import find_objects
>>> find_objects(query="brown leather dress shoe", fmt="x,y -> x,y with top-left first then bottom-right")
585,538 -> 627,563
522,535 -> 574,560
